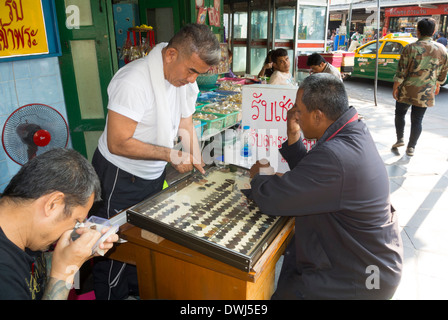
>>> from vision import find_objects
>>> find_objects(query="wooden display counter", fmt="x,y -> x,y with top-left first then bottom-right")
107,217 -> 294,300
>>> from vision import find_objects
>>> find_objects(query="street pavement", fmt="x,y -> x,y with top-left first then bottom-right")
347,82 -> 448,300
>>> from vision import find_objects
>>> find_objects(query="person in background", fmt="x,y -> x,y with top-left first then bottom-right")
258,50 -> 275,79
89,23 -> 221,300
330,30 -> 336,41
392,18 -> 448,156
436,32 -> 447,47
0,148 -> 118,300
223,49 -> 237,78
349,30 -> 362,51
306,52 -> 342,81
249,73 -> 403,300
268,48 -> 294,85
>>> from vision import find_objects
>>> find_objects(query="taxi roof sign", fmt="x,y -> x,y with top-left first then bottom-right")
383,33 -> 413,39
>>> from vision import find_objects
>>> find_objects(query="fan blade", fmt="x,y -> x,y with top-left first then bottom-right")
16,123 -> 42,145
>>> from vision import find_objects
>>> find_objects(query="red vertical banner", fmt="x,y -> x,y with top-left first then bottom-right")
214,0 -> 221,27
208,7 -> 216,26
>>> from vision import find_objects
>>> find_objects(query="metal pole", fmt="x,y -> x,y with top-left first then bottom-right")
374,0 -> 380,106
272,0 -> 277,50
324,0 -> 330,52
247,0 -> 252,75
230,2 -> 234,45
267,0 -> 272,51
293,0 -> 299,79
347,2 -> 352,50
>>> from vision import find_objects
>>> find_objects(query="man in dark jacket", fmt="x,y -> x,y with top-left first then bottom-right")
249,73 -> 403,299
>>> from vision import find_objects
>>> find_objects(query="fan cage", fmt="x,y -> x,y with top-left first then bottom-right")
2,104 -> 69,165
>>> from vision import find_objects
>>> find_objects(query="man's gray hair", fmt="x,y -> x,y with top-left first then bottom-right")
168,23 -> 221,66
2,148 -> 101,216
300,73 -> 349,121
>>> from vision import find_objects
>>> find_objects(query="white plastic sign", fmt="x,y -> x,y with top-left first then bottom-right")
242,84 -> 297,173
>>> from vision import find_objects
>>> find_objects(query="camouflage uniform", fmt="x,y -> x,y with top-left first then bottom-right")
392,36 -> 448,154
394,36 -> 448,107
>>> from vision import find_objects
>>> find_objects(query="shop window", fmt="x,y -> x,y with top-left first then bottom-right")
390,16 -> 431,37
297,5 -> 327,41
234,12 -> 247,38
147,8 -> 174,43
70,40 -> 104,119
251,10 -> 268,39
223,13 -> 230,41
65,0 -> 93,26
389,17 -> 399,33
250,47 -> 267,75
275,8 -> 295,39
233,46 -> 247,73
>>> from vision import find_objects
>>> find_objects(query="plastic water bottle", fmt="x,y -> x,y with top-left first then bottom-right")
240,125 -> 252,166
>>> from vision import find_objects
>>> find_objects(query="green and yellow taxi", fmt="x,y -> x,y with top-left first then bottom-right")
351,33 -> 417,82
352,33 -> 448,85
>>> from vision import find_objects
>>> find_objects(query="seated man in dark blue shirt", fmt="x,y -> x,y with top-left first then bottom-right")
436,32 -> 447,47
0,148 -> 118,300
250,73 -> 403,299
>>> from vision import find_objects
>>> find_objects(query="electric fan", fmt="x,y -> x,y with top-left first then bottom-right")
2,103 -> 69,165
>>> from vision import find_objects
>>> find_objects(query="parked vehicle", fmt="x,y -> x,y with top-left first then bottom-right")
351,33 -> 416,82
351,33 -> 447,85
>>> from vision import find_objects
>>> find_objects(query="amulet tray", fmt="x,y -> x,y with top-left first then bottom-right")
126,165 -> 288,271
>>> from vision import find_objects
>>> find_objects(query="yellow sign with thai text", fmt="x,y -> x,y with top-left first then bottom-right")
0,0 -> 49,58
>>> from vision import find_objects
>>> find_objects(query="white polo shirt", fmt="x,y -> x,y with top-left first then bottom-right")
268,71 -> 294,86
97,48 -> 198,180
323,62 -> 342,81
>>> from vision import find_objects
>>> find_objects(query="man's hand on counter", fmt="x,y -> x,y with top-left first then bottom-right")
249,159 -> 275,179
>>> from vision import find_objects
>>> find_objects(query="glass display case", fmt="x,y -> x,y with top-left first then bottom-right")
127,164 -> 289,271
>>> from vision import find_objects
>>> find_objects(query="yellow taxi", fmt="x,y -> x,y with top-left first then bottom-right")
351,33 -> 417,82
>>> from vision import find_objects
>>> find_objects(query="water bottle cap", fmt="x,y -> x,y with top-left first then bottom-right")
243,125 -> 250,130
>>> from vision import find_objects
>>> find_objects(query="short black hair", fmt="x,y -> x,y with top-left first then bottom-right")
300,73 -> 349,121
271,48 -> 288,64
307,53 -> 326,67
417,18 -> 436,37
2,148 -> 101,216
264,50 -> 274,64
167,23 -> 221,66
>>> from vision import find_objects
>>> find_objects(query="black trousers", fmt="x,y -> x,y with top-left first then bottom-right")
90,148 -> 166,300
394,101 -> 427,148
271,236 -> 399,300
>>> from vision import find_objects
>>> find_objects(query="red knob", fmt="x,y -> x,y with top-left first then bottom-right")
33,129 -> 51,147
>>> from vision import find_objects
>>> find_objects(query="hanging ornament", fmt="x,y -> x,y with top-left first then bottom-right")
196,0 -> 204,8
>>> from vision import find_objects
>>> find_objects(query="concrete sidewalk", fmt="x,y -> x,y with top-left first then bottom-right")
349,95 -> 448,300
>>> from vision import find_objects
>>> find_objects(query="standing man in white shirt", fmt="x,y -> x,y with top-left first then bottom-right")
90,23 -> 221,300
